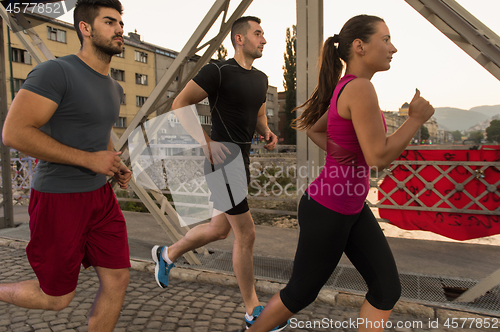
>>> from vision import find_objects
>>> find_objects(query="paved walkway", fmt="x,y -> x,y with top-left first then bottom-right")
0,245 -> 495,332
1,206 -> 499,331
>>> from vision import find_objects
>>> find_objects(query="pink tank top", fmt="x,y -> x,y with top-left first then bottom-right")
307,75 -> 386,215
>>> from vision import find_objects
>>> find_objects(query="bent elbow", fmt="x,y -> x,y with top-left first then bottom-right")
2,126 -> 26,151
2,129 -> 15,149
365,156 -> 390,172
367,163 -> 388,174
172,95 -> 192,111
172,98 -> 181,110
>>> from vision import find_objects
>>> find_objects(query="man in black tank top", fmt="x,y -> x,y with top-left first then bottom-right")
152,16 -> 288,332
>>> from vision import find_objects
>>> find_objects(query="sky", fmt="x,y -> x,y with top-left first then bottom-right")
59,0 -> 500,111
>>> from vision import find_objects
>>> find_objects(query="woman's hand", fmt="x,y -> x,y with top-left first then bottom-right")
408,89 -> 435,124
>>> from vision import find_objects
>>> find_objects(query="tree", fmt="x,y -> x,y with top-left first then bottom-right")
468,130 -> 484,144
283,25 -> 296,145
486,119 -> 500,143
451,130 -> 462,142
216,44 -> 228,61
420,125 -> 430,141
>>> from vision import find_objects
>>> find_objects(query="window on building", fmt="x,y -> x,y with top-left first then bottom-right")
115,47 -> 125,58
156,49 -> 176,58
110,68 -> 125,81
114,117 -> 126,128
267,93 -> 274,102
135,73 -> 148,85
267,108 -> 274,116
136,96 -> 147,106
121,94 -> 126,105
47,26 -> 66,43
198,115 -> 212,125
11,48 -> 31,64
135,51 -> 148,63
12,78 -> 25,95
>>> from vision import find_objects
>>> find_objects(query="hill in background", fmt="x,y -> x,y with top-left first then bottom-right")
434,105 -> 500,131
470,105 -> 500,119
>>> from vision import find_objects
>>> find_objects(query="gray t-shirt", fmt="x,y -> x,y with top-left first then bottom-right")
22,54 -> 123,193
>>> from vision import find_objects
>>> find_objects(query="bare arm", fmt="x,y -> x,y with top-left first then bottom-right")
2,89 -> 121,176
306,110 -> 328,151
255,102 -> 277,150
172,80 -> 211,145
348,79 -> 434,169
172,80 -> 229,163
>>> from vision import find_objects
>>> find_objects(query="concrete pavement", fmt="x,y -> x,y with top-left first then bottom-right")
0,244 -> 493,332
0,205 -> 499,331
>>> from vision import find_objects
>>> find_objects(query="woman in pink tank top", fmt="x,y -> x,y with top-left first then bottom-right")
246,14 -> 434,332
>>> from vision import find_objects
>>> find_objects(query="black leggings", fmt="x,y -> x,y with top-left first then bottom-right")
280,192 -> 401,313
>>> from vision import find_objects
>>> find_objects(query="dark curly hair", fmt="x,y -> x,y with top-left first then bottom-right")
73,0 -> 123,45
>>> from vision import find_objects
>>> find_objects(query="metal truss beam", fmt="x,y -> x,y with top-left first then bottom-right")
455,267 -> 500,303
0,17 -> 13,229
295,0 -> 324,199
405,0 -> 500,81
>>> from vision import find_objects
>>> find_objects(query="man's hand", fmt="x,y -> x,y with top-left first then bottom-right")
202,140 -> 231,164
87,151 -> 122,176
114,164 -> 132,189
263,131 -> 278,151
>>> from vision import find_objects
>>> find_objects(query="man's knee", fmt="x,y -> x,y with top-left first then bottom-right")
99,268 -> 130,294
214,229 -> 231,240
207,223 -> 231,241
113,269 -> 130,293
235,228 -> 256,246
46,292 -> 75,311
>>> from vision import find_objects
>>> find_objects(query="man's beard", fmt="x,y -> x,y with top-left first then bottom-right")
243,42 -> 263,60
91,31 -> 122,62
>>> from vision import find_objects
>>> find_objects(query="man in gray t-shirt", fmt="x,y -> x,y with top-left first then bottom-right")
22,54 -> 124,193
1,1 -> 131,330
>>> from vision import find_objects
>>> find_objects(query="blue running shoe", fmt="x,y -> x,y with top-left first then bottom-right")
151,245 -> 175,288
244,305 -> 289,331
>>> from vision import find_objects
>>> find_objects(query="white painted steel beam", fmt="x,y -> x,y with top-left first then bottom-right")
405,0 -> 500,81
0,17 -> 14,229
295,0 -> 324,200
455,267 -> 500,303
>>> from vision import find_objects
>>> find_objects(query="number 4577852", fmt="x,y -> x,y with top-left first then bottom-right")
5,3 -> 62,15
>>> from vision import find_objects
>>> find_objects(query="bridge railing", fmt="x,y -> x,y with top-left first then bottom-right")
2,146 -> 498,220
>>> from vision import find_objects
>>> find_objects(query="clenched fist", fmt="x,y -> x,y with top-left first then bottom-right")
86,150 -> 122,176
408,89 -> 435,124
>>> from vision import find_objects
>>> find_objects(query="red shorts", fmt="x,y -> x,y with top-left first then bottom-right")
26,183 -> 130,296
